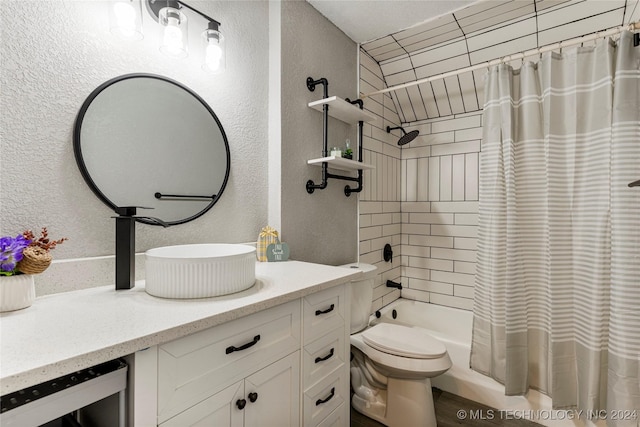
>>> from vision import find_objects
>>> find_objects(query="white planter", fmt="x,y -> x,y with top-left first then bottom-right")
0,274 -> 35,312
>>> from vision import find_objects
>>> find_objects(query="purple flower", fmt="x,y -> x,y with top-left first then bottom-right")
0,235 -> 31,275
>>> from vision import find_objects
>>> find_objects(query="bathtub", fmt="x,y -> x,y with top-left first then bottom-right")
370,299 -> 606,427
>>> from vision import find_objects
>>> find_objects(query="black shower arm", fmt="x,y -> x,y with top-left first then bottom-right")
629,179 -> 640,187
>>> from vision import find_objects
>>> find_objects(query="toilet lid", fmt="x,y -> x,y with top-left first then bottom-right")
362,323 -> 447,359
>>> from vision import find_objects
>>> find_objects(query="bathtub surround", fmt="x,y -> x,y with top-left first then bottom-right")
358,51 -> 403,312
472,33 -> 640,420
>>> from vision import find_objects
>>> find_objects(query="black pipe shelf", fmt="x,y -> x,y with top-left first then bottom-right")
305,76 -> 374,197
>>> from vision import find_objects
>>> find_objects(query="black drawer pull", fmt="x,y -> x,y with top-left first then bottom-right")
315,348 -> 335,363
248,392 -> 258,403
315,304 -> 335,316
226,335 -> 261,354
236,399 -> 247,410
315,387 -> 335,406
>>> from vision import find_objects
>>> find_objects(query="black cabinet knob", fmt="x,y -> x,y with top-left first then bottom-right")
236,399 -> 247,410
248,392 -> 258,403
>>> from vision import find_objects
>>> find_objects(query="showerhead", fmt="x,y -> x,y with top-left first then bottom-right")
386,126 -> 419,146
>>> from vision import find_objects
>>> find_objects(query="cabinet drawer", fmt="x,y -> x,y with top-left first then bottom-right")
157,300 -> 300,423
303,285 -> 346,344
303,369 -> 348,427
316,403 -> 347,427
303,326 -> 345,390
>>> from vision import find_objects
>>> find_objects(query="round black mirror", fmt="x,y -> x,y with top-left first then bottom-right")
73,73 -> 230,226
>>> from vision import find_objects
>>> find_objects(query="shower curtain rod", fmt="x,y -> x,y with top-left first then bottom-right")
361,21 -> 640,99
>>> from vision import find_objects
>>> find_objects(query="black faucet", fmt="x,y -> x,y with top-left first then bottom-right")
113,206 -> 168,290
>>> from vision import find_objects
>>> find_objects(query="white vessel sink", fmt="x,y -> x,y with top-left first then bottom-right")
145,244 -> 256,299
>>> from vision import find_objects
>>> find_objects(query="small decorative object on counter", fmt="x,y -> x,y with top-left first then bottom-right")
257,226 -> 280,262
0,227 -> 67,312
342,139 -> 353,159
330,147 -> 342,157
266,243 -> 290,262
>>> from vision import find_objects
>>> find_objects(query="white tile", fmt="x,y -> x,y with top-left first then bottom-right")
537,0 -> 624,31
432,140 -> 481,157
402,146 -> 431,160
386,69 -> 418,87
431,270 -> 475,286
395,88 -> 416,123
454,261 -> 476,274
415,54 -> 471,81
407,84 -> 428,123
458,71 -> 480,112
423,131 -> 455,145
455,130 -> 482,145
454,237 -> 478,250
360,201 -> 382,214
360,226 -> 383,241
454,0 -> 514,20
409,235 -> 454,248
459,3 -> 536,35
408,257 -> 454,272
431,201 -> 479,213
473,69 -> 487,108
418,82 -> 440,119
454,284 -> 475,299
469,34 -> 537,65
402,223 -> 431,235
445,76 -> 465,115
371,213 -> 394,226
359,214 -> 372,228
382,224 -> 401,236
409,213 -> 454,224
402,245 -> 431,258
401,201 -> 431,213
362,35 -> 396,51
380,55 -> 412,76
407,278 -> 453,295
403,266 -> 431,279
431,248 -> 477,263
431,79 -> 452,118
452,154 -> 466,201
467,17 -> 537,52
417,158 -> 429,201
538,10 -> 624,46
400,159 -> 407,201
429,157 -> 440,201
431,224 -> 478,238
455,213 -> 478,226
406,158 -> 417,202
411,39 -> 469,68
431,114 -> 482,134
439,156 -> 452,201
465,153 -> 479,201
400,288 -> 430,303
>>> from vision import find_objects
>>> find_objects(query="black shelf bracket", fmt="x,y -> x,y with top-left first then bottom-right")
305,77 -> 365,197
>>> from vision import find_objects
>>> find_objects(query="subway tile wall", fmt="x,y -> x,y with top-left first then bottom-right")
401,112 -> 481,310
359,51 -> 402,313
359,49 -> 482,312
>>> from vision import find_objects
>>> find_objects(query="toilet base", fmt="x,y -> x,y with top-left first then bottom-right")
351,377 -> 437,427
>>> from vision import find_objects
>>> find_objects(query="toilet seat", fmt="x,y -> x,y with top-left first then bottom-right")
362,323 -> 446,359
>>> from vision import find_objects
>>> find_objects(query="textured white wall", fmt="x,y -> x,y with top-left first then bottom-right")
1,1 -> 269,263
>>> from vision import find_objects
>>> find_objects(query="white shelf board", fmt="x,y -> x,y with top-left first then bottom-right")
308,96 -> 376,123
307,156 -> 375,172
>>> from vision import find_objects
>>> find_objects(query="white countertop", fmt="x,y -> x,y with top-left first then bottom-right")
0,261 -> 361,395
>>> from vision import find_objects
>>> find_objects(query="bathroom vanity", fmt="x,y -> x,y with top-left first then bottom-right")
0,261 -> 359,426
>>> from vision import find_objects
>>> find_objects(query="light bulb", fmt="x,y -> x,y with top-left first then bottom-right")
163,17 -> 184,55
109,0 -> 143,41
205,43 -> 223,71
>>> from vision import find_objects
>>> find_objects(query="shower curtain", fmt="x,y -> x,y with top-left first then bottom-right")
470,31 -> 640,424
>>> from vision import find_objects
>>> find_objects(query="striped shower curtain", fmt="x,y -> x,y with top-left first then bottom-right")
470,31 -> 640,423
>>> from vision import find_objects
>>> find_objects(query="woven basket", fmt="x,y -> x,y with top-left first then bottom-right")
17,246 -> 52,275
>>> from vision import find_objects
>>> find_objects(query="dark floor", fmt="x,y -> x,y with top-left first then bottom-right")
351,388 -> 542,427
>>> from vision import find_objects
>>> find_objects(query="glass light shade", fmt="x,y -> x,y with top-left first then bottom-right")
108,0 -> 144,41
159,6 -> 188,58
202,28 -> 226,74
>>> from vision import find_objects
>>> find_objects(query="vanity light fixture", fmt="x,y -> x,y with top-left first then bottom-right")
108,0 -> 144,41
147,0 -> 226,72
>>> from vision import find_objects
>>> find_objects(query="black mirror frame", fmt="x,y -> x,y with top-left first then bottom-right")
73,73 -> 231,226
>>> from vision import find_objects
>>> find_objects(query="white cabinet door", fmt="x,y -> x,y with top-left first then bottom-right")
160,380 -> 244,427
244,352 -> 300,427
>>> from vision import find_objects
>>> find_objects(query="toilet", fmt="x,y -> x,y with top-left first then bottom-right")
341,263 -> 452,427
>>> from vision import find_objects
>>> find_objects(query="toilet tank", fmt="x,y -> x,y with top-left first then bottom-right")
339,263 -> 377,334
